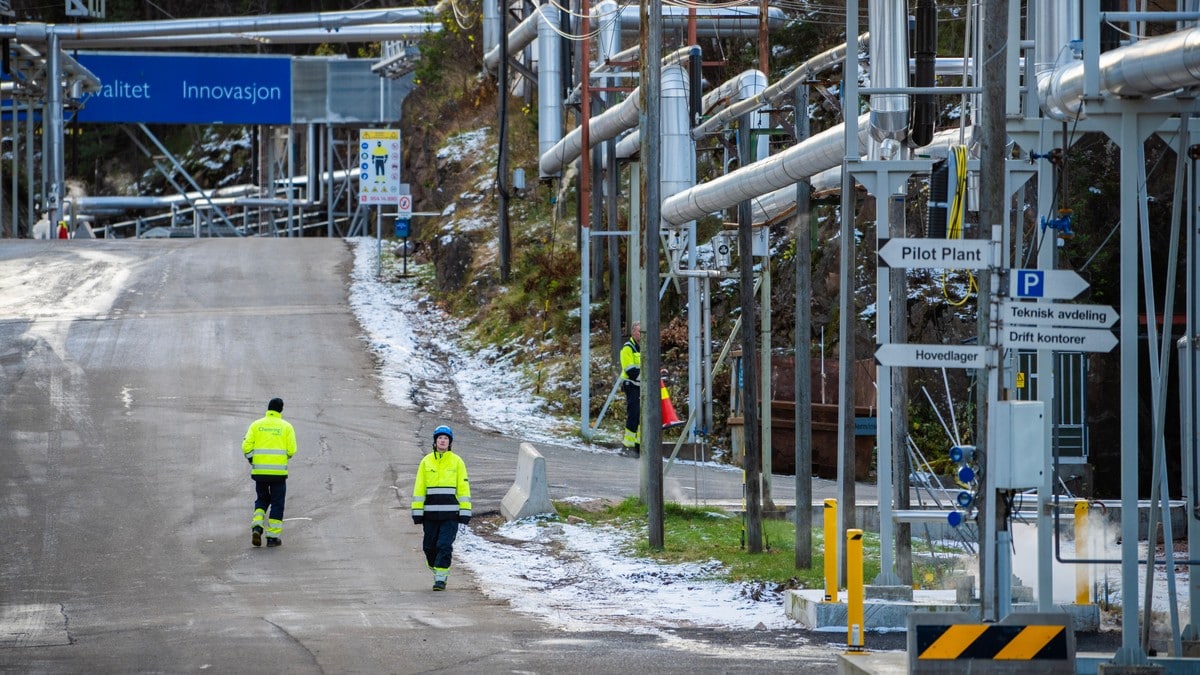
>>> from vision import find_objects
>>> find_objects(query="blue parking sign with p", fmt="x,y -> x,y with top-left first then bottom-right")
1016,270 -> 1044,297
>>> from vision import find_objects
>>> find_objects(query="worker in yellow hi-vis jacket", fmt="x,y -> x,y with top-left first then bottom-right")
411,425 -> 472,591
242,397 -> 296,548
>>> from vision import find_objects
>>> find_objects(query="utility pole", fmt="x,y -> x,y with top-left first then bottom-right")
977,0 -> 1008,622
640,0 -> 664,549
793,85 -> 814,568
738,113 -> 763,553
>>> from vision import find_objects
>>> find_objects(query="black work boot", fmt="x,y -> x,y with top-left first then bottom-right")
252,526 -> 263,547
266,537 -> 282,548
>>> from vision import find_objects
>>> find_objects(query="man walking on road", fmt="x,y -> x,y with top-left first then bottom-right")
243,397 -> 296,548
411,425 -> 472,591
620,321 -> 642,453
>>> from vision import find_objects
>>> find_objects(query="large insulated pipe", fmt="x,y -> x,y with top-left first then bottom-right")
596,0 -> 620,66
1044,23 -> 1200,120
483,0 -> 500,55
486,6 -> 780,71
661,64 -> 695,204
539,48 -> 692,176
692,34 -> 869,139
537,4 -> 563,178
868,0 -> 909,142
621,68 -> 769,161
1034,1 -> 1081,120
662,114 -> 871,226
484,4 -> 544,71
747,124 -> 976,224
68,24 -> 440,48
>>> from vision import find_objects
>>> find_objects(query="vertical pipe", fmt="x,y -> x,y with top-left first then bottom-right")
847,529 -> 865,650
761,254 -> 772,508
538,5 -> 564,177
287,126 -> 295,237
326,124 -> 334,237
839,0 -> 860,587
1075,499 -> 1091,605
823,498 -> 838,601
1116,110 -> 1147,666
25,96 -> 34,236
483,0 -> 500,55
46,32 -> 64,230
10,93 -> 17,237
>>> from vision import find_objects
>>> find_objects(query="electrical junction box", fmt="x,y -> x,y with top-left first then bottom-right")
752,225 -> 769,257
991,400 -> 1045,489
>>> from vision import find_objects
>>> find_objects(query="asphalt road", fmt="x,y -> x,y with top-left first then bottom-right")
0,238 -> 851,674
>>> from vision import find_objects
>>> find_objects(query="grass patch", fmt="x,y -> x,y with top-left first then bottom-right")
555,497 -> 887,589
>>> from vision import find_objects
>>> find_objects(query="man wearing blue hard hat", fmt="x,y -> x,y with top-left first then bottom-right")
411,424 -> 472,591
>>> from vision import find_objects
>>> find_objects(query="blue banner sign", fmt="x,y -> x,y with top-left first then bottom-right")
74,53 -> 292,125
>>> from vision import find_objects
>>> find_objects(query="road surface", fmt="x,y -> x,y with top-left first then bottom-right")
0,238 -> 853,673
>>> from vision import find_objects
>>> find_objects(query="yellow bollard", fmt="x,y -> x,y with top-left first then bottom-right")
1075,499 -> 1091,605
823,499 -> 837,602
847,529 -> 865,651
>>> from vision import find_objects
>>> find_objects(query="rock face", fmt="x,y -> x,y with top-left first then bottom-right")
433,233 -> 473,292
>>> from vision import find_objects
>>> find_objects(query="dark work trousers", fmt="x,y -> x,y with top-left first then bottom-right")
253,476 -> 288,523
623,381 -> 640,438
421,519 -> 460,570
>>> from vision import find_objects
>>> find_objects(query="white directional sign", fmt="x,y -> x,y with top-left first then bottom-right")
1009,269 -> 1089,299
1001,326 -> 1117,352
1001,301 -> 1118,329
875,343 -> 989,369
878,238 -> 992,270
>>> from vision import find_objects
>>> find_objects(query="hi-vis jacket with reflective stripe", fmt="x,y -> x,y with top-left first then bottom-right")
620,336 -> 640,382
411,450 -> 471,521
242,410 -> 296,478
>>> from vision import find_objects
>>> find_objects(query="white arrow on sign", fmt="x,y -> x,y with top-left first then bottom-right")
1001,326 -> 1117,352
878,238 -> 991,270
1000,301 -> 1118,329
1009,269 -> 1089,300
875,343 -> 989,369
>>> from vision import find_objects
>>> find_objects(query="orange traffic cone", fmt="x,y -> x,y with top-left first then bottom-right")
660,374 -> 684,429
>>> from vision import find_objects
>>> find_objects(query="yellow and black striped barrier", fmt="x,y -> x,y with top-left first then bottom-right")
907,612 -> 1075,674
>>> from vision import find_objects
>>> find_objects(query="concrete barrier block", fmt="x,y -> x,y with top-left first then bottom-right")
500,443 -> 558,522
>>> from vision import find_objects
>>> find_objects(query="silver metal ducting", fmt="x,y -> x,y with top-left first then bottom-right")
45,7 -> 439,41
486,5 -> 781,72
661,64 -> 695,208
604,5 -> 785,38
67,24 -> 440,48
596,0 -> 621,67
483,0 -> 500,56
748,124 -> 977,224
539,47 -> 693,176
483,5 -> 545,72
538,5 -> 564,178
693,34 -> 868,139
1044,23 -> 1200,120
868,0 -> 908,142
661,113 -> 871,226
1035,1 -> 1082,120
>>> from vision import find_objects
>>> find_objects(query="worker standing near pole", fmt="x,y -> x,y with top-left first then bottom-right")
620,321 -> 642,454
242,397 -> 297,548
411,425 -> 472,591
